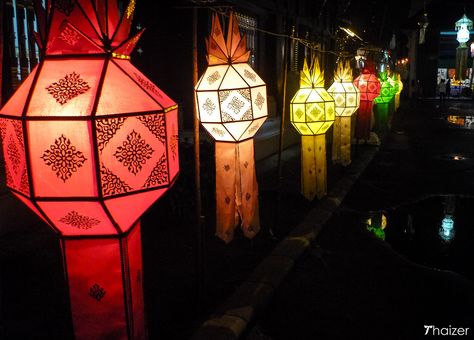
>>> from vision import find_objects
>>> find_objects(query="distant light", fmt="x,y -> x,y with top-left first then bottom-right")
439,215 -> 455,242
340,27 -> 363,41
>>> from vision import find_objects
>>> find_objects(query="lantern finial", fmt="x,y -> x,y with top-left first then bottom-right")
206,12 -> 250,65
334,60 -> 353,82
33,0 -> 142,57
300,57 -> 324,88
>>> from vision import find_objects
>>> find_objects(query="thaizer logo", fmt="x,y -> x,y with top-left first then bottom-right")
424,325 -> 470,336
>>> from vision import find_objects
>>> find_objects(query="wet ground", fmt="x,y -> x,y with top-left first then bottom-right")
256,98 -> 474,339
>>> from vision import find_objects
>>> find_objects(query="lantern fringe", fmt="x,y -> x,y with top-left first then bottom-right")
62,222 -> 145,339
332,116 -> 352,166
215,140 -> 260,243
355,100 -> 374,141
301,135 -> 326,201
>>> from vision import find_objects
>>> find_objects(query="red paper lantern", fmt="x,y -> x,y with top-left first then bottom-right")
353,62 -> 381,140
0,0 -> 179,236
0,1 -> 178,338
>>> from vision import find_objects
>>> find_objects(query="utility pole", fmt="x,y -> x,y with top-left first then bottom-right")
192,6 -> 204,311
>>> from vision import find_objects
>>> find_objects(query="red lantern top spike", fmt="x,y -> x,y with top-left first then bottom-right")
206,12 -> 250,65
34,0 -> 140,57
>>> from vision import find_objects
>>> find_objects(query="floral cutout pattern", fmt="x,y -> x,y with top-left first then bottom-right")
114,130 -> 154,175
46,72 -> 90,105
41,134 -> 87,182
89,283 -> 106,301
59,211 -> 101,230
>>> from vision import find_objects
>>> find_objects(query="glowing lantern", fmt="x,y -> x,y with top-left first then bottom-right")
0,0 -> 179,338
395,73 -> 403,110
373,72 -> 394,135
327,60 -> 360,166
195,12 -> 266,242
353,62 -> 380,141
366,211 -> 387,240
290,57 -> 335,200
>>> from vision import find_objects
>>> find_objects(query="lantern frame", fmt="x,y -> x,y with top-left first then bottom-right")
194,12 -> 267,143
327,60 -> 360,117
0,0 -> 179,238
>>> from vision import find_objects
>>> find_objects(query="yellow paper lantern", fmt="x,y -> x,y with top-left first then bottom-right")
327,60 -> 360,166
290,57 -> 335,200
395,73 -> 403,110
194,12 -> 266,242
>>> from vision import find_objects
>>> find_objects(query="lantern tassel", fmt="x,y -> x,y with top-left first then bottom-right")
62,222 -> 146,339
355,100 -> 373,141
301,135 -> 327,200
215,140 -> 260,243
332,116 -> 352,166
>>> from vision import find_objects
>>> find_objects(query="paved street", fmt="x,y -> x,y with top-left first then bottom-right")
254,99 -> 474,340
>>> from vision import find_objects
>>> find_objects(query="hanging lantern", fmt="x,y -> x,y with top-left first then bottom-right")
195,12 -> 267,243
373,71 -> 394,135
353,62 -> 380,141
290,57 -> 335,200
395,73 -> 403,110
327,60 -> 360,166
0,0 -> 179,338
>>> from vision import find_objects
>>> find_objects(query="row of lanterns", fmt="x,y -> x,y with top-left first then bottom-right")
0,2 -> 404,339
195,13 -> 404,240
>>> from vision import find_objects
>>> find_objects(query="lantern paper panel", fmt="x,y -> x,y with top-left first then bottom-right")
64,222 -> 145,340
195,12 -> 265,242
301,135 -> 327,200
290,57 -> 334,200
354,100 -> 374,141
290,59 -> 335,136
328,60 -> 360,166
331,116 -> 352,166
374,72 -> 394,104
215,140 -> 260,243
195,12 -> 267,142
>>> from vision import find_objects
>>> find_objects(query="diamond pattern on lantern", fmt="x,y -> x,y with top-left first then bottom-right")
143,154 -> 168,188
98,115 -> 168,197
59,211 -> 101,230
41,134 -> 87,182
101,164 -> 132,196
254,92 -> 265,110
203,98 -> 216,116
46,72 -> 90,105
114,130 -> 154,175
220,89 -> 251,121
170,125 -> 178,162
6,135 -> 20,173
207,71 -> 221,85
89,283 -> 106,301
244,69 -> 257,82
138,114 -> 166,144
0,119 -> 29,195
96,117 -> 126,152
59,26 -> 80,46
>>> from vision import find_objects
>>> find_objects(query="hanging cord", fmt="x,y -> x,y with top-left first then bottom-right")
177,4 -> 377,60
